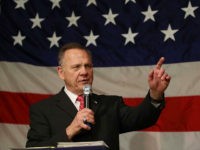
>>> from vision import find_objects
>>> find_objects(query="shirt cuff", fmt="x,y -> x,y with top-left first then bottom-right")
150,94 -> 165,109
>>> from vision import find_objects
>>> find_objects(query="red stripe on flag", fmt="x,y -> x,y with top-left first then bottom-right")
1,91 -> 200,131
124,96 -> 200,131
0,91 -> 51,124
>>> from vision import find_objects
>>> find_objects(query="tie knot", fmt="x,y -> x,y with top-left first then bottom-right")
77,95 -> 84,110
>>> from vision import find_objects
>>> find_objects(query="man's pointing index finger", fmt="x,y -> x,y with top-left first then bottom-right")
156,57 -> 165,69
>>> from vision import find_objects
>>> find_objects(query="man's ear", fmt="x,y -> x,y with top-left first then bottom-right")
57,66 -> 64,80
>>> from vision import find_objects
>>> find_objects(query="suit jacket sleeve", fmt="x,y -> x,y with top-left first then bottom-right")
118,91 -> 164,133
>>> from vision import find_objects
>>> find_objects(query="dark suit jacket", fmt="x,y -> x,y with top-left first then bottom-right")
26,88 -> 164,150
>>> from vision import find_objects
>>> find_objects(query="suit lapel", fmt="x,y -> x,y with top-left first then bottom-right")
55,89 -> 78,119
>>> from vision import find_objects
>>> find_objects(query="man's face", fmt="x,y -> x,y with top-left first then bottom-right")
57,48 -> 93,95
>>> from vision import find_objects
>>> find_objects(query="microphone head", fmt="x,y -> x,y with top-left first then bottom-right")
83,84 -> 91,95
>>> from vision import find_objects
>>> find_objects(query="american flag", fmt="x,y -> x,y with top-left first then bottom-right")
0,0 -> 200,150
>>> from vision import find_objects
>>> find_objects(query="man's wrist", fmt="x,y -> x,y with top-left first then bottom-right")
150,89 -> 163,100
66,127 -> 73,140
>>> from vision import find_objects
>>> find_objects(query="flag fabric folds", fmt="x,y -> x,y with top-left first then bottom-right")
0,0 -> 200,150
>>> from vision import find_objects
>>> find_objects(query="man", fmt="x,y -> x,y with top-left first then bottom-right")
26,43 -> 171,150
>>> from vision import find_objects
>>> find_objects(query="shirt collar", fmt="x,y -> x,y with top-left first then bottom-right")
64,86 -> 78,104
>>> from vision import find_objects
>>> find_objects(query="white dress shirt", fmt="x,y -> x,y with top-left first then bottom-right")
64,86 -> 80,110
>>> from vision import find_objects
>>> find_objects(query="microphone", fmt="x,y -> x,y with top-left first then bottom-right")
83,84 -> 92,127
83,84 -> 91,109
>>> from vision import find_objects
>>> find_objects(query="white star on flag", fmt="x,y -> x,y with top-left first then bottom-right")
66,11 -> 81,27
102,9 -> 119,25
30,13 -> 45,29
87,0 -> 97,6
84,30 -> 99,46
141,5 -> 158,22
47,32 -> 61,48
161,24 -> 178,42
12,31 -> 26,46
50,0 -> 62,9
182,1 -> 199,19
124,0 -> 136,4
14,0 -> 28,10
122,28 -> 138,45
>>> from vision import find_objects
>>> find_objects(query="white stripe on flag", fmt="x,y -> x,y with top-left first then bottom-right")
0,123 -> 29,150
119,131 -> 200,150
1,123 -> 200,150
0,61 -> 200,97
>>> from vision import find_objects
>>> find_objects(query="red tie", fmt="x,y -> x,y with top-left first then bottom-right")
77,95 -> 84,111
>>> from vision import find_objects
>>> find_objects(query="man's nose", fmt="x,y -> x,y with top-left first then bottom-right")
80,66 -> 88,74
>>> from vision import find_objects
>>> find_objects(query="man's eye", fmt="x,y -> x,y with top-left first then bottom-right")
85,64 -> 92,68
72,65 -> 81,69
